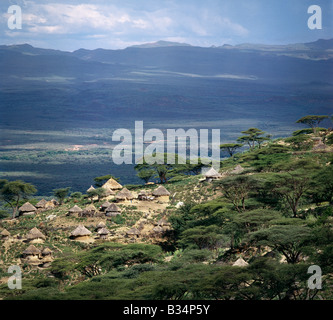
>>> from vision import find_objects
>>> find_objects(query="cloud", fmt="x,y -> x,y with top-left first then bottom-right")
1,0 -> 250,49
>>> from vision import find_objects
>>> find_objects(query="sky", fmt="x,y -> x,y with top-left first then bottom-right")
0,0 -> 332,51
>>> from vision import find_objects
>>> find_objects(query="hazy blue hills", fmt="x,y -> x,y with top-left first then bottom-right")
1,38 -> 332,85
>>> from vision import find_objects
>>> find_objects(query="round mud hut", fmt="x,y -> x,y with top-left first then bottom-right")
232,257 -> 249,267
105,203 -> 122,217
22,244 -> 41,262
35,199 -> 48,211
98,227 -> 110,240
115,188 -> 134,203
25,227 -> 46,243
152,186 -> 170,203
70,225 -> 92,241
67,205 -> 83,217
18,202 -> 37,216
204,167 -> 222,182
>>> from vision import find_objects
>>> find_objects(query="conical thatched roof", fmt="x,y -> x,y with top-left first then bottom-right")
101,201 -> 111,209
105,203 -> 121,213
85,204 -> 97,212
96,221 -> 107,229
26,227 -> 46,240
204,167 -> 221,178
98,228 -> 110,235
42,247 -> 52,255
126,227 -> 140,235
232,257 -> 249,267
87,185 -> 95,193
104,188 -> 116,196
152,186 -> 170,196
68,205 -> 83,213
116,188 -> 134,200
23,244 -> 41,255
102,178 -> 122,190
70,225 -> 92,237
35,199 -> 48,208
19,202 -> 37,212
1,229 -> 10,236
230,164 -> 244,174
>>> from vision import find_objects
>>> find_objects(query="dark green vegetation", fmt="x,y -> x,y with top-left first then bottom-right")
1,119 -> 333,300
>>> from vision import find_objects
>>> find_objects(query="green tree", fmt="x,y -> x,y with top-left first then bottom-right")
220,143 -> 243,157
309,165 -> 333,204
0,180 -> 37,218
70,192 -> 83,200
285,134 -> 314,151
215,175 -> 255,212
53,187 -> 70,205
87,188 -> 107,203
296,115 -> 329,136
248,224 -> 312,264
237,128 -> 270,149
178,225 -> 228,251
137,169 -> 156,184
135,153 -> 181,184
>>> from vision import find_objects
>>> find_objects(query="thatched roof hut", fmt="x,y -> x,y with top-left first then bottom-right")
87,185 -> 95,193
41,247 -> 53,265
98,227 -> 110,239
102,178 -> 122,191
105,203 -> 121,217
18,202 -> 37,216
230,164 -> 244,175
152,186 -> 170,202
126,227 -> 140,238
232,257 -> 249,267
68,205 -> 83,216
115,188 -> 134,202
70,225 -> 92,241
25,227 -> 46,243
153,186 -> 170,196
42,247 -> 52,256
44,199 -> 58,210
204,167 -> 222,181
1,229 -> 10,240
85,204 -> 97,212
23,244 -> 41,261
138,190 -> 149,200
35,199 -> 48,209
100,201 -> 111,211
96,221 -> 106,231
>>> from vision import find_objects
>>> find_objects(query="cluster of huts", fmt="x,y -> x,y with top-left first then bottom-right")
69,222 -> 112,241
86,178 -> 171,203
17,199 -> 59,217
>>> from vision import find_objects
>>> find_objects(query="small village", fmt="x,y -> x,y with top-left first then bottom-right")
0,167 -> 231,270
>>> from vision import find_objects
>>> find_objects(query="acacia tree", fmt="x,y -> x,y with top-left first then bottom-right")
0,180 -> 37,218
87,187 -> 107,203
248,224 -> 312,264
53,187 -> 70,205
215,175 -> 254,213
237,128 -> 270,149
220,143 -> 243,157
296,115 -> 329,136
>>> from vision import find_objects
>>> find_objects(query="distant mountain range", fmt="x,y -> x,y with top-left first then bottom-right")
0,38 -> 332,85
